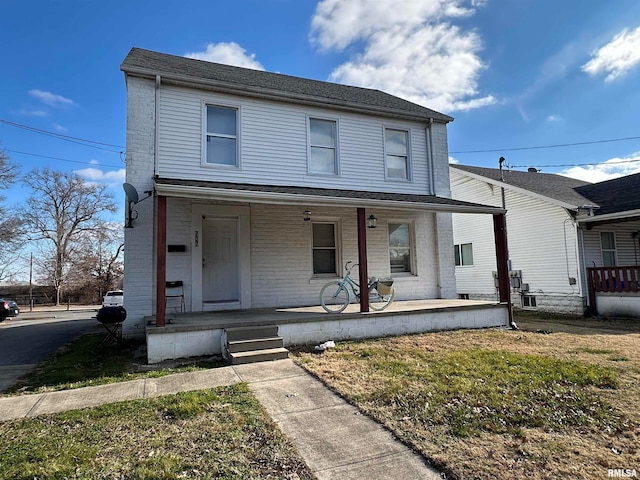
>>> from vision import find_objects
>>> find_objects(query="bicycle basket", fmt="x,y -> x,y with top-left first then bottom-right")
376,278 -> 394,295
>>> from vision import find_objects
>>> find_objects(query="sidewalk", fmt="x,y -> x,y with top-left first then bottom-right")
0,359 -> 442,480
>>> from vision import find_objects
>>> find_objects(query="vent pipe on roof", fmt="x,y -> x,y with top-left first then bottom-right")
499,156 -> 505,182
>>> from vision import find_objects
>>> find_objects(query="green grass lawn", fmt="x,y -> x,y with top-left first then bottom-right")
0,384 -> 314,480
4,333 -> 223,394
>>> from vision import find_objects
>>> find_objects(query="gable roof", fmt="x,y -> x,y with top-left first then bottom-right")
121,47 -> 453,123
451,164 -> 593,208
575,172 -> 640,215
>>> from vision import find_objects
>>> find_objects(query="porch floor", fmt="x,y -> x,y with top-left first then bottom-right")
146,299 -> 504,333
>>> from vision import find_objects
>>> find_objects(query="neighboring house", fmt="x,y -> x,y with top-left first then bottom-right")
450,165 -> 640,317
120,48 -> 511,363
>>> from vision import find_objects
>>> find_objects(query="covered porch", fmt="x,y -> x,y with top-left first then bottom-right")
137,178 -> 513,363
145,298 -> 509,363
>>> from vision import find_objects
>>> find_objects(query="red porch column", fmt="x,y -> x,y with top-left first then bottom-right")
357,208 -> 370,312
156,195 -> 167,327
493,213 -> 513,327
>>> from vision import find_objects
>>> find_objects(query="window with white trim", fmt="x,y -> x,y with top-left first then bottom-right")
454,243 -> 474,266
312,223 -> 338,275
384,128 -> 410,180
389,223 -> 413,274
600,232 -> 617,267
205,105 -> 238,166
522,295 -> 537,308
309,118 -> 337,174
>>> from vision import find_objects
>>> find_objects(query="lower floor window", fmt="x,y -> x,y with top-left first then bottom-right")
312,222 -> 337,275
522,295 -> 537,308
388,223 -> 413,273
455,243 -> 473,266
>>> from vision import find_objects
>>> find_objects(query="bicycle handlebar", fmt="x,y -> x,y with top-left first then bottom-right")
345,261 -> 359,273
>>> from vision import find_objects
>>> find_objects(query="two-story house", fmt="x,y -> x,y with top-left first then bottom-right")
120,48 -> 511,363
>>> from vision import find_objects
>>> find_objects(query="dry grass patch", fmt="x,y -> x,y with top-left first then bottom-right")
292,318 -> 640,479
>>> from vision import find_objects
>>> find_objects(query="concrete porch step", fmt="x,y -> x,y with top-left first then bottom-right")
225,325 -> 279,342
227,337 -> 284,353
229,347 -> 290,365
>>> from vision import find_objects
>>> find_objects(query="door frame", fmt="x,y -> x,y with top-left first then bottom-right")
191,204 -> 251,311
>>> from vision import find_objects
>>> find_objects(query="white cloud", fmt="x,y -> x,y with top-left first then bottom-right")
52,123 -> 67,133
560,152 -> 640,183
74,167 -> 126,186
18,108 -> 48,117
185,42 -> 265,70
310,0 -> 494,113
448,156 -> 459,164
546,114 -> 562,122
28,89 -> 77,108
582,26 -> 640,82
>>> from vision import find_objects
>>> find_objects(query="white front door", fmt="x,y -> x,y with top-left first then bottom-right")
202,217 -> 240,304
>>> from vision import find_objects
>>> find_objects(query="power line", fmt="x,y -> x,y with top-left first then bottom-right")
0,119 -> 125,153
450,135 -> 640,154
7,149 -> 123,168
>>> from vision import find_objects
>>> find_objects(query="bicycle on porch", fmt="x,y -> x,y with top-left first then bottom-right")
319,261 -> 395,313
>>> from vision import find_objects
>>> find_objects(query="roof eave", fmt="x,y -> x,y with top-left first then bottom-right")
154,182 -> 504,215
121,65 -> 453,124
577,208 -> 640,224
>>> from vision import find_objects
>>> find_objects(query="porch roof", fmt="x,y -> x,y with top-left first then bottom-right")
154,177 -> 505,215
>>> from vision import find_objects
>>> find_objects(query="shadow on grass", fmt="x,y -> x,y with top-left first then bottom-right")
5,333 -> 225,395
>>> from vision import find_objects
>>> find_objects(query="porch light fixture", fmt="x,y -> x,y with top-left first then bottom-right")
123,183 -> 153,228
367,214 -> 377,229
303,210 -> 311,222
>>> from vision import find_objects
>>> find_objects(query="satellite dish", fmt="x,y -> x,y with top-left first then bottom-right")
123,183 -> 139,203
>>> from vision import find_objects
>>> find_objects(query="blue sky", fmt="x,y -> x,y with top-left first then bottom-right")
2,0 -> 640,221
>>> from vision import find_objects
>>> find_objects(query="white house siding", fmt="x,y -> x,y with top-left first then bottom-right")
156,85 -> 438,195
451,169 -> 585,314
581,222 -> 640,268
247,205 -> 447,306
123,76 -> 157,338
159,200 -> 445,312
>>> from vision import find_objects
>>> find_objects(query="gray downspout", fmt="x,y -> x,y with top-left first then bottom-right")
426,118 -> 436,195
154,75 -> 161,177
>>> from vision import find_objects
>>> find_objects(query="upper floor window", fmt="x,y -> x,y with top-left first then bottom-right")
312,222 -> 338,275
455,243 -> 474,266
205,105 -> 238,166
389,223 -> 413,274
600,232 -> 617,267
384,128 -> 410,180
309,118 -> 337,174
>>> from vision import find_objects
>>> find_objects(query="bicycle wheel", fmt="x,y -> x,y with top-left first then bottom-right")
320,281 -> 350,313
369,285 -> 395,311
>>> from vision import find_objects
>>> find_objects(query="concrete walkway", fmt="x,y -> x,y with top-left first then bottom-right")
0,359 -> 441,480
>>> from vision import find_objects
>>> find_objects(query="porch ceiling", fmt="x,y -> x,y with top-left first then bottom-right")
154,177 -> 505,215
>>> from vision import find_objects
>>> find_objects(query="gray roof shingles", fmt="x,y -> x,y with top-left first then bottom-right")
451,164 -> 594,207
121,47 -> 452,123
452,165 -> 640,217
154,177 -> 502,213
575,172 -> 640,215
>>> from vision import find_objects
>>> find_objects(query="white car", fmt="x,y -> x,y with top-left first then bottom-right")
102,290 -> 124,307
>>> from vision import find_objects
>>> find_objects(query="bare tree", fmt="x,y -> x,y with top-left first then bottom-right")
0,149 -> 23,281
66,226 -> 124,302
22,168 -> 117,305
